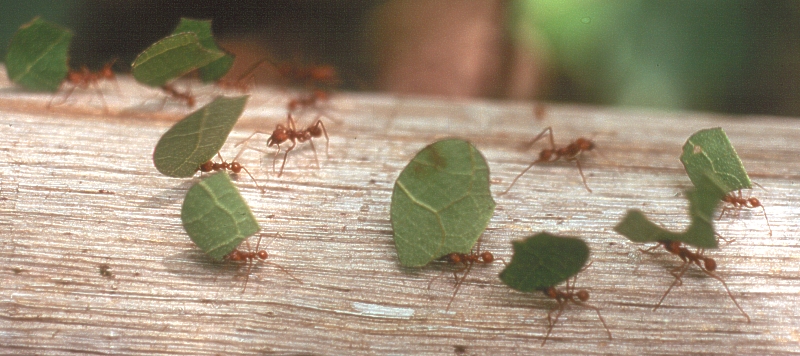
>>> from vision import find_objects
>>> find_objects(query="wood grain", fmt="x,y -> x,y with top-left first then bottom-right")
0,69 -> 799,355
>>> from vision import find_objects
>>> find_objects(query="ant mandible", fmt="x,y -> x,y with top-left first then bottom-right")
197,153 -> 264,193
225,233 -> 303,293
538,270 -> 612,346
429,239 -> 505,312
160,84 -> 195,107
48,59 -> 118,111
642,240 -> 750,322
720,190 -> 772,237
236,113 -> 330,177
501,127 -> 595,195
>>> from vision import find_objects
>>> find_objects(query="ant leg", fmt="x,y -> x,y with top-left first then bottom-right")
716,232 -> 736,246
309,139 -> 320,170
263,261 -> 303,284
700,269 -> 750,322
277,140 -> 297,177
445,262 -> 473,312
574,301 -> 612,340
639,244 -> 662,255
542,301 -> 565,346
574,158 -> 593,193
499,160 -> 540,196
521,127 -> 554,151
317,119 -> 330,158
234,130 -> 269,149
760,205 -> 773,237
90,81 -> 109,113
654,261 -> 690,311
240,237 -> 258,293
48,84 -> 77,109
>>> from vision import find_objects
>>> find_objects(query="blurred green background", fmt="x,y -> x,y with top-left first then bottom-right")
2,0 -> 800,117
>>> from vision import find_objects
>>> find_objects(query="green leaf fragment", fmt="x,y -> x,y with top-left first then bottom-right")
681,127 -> 751,193
391,139 -> 496,267
5,17 -> 73,92
181,171 -> 260,261
170,18 -> 235,82
499,232 -> 590,292
131,32 -> 226,87
613,172 -> 728,248
153,95 -> 249,178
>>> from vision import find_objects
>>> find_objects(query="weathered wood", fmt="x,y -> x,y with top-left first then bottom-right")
0,69 -> 798,355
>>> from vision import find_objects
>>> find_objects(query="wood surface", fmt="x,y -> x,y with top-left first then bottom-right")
0,69 -> 799,355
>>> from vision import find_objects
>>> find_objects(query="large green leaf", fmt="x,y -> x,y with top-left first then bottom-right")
5,17 -> 72,92
499,232 -> 590,292
391,139 -> 496,267
614,172 -> 728,248
181,171 -> 259,261
131,32 -> 226,87
153,96 -> 249,177
170,18 -> 235,82
681,127 -> 751,193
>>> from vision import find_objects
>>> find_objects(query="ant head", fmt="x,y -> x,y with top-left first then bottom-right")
480,251 -> 494,263
257,250 -> 268,260
576,289 -> 590,302
542,286 -> 558,299
269,126 -> 290,145
310,65 -> 337,81
703,257 -> 717,272
67,70 -> 83,84
577,138 -> 595,151
539,149 -> 554,161
229,162 -> 243,173
100,59 -> 117,79
198,161 -> 214,172
447,253 -> 463,264
226,250 -> 244,261
747,197 -> 761,207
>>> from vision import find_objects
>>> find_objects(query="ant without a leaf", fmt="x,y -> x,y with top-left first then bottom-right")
501,127 -> 596,195
49,59 -> 118,111
720,190 -> 772,237
642,240 -> 750,322
197,153 -> 264,192
225,233 -> 302,293
538,263 -> 611,346
222,56 -> 340,89
288,89 -> 330,112
429,240 -> 505,312
235,113 -> 329,177
160,84 -> 195,107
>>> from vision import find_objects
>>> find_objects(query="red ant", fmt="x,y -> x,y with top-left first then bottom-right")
288,89 -> 330,112
235,113 -> 329,177
160,84 -> 195,107
197,153 -> 264,192
720,190 -> 772,237
224,233 -> 302,293
229,56 -> 340,89
538,268 -> 612,346
501,127 -> 595,195
48,59 -> 118,111
642,240 -> 750,322
428,240 -> 505,312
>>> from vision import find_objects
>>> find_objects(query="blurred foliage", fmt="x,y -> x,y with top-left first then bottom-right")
510,0 -> 800,116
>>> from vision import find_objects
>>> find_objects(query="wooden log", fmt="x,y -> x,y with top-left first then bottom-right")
0,68 -> 798,355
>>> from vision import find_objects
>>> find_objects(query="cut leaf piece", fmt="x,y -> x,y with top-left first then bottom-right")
391,139 -> 496,267
131,32 -> 226,87
181,171 -> 259,261
499,232 -> 589,292
613,172 -> 728,249
5,17 -> 73,92
153,95 -> 249,177
170,18 -> 235,82
681,127 -> 751,193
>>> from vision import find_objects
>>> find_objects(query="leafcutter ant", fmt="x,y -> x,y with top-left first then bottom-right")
501,127 -> 595,195
642,240 -> 750,322
235,113 -> 330,177
428,239 -> 505,312
720,190 -> 772,236
197,153 -> 264,193
160,84 -> 195,107
538,263 -> 611,346
225,233 -> 302,293
48,59 -> 118,111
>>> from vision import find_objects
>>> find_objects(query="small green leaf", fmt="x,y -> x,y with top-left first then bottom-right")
153,95 -> 249,177
499,232 -> 590,292
181,171 -> 259,261
131,32 -> 226,87
681,127 -> 751,193
170,18 -> 235,82
391,139 -> 496,267
5,17 -> 73,92
613,172 -> 727,248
